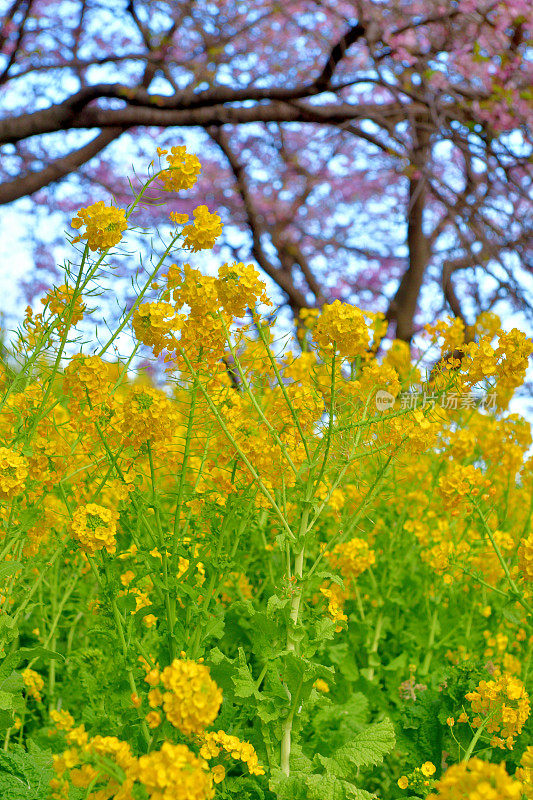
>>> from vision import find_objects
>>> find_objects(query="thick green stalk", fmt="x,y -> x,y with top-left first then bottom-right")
420,604 -> 439,676
280,499 -> 311,776
366,611 -> 384,681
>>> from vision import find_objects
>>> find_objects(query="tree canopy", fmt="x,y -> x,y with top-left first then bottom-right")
1,0 -> 532,339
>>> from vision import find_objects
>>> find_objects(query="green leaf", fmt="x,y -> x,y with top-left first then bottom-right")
0,742 -> 53,800
267,594 -> 290,619
0,690 -> 16,710
309,693 -> 370,755
269,770 -> 310,800
317,719 -> 396,778
0,615 -> 18,649
233,648 -> 262,700
0,647 -> 63,679
0,671 -> 23,694
289,743 -> 314,775
271,771 -> 377,800
383,653 -> 408,672
306,773 -> 358,799
0,563 -> 23,582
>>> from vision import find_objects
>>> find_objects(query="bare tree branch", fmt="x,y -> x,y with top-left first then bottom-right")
0,0 -> 26,52
208,127 -> 309,312
0,128 -> 125,205
313,23 -> 365,89
0,0 -> 34,85
0,94 -> 418,146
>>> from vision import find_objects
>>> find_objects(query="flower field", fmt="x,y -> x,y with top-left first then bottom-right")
0,149 -> 532,800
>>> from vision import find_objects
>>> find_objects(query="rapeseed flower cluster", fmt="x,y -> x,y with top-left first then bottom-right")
0,447 -> 28,500
465,672 -> 530,748
132,302 -> 182,357
516,746 -> 533,796
319,537 -> 376,629
397,762 -> 436,793
158,145 -> 202,192
70,503 -> 119,555
42,284 -> 86,333
119,385 -> 178,449
71,200 -> 127,251
182,205 -> 223,252
51,728 -> 136,800
199,730 -> 265,776
320,584 -> 348,631
134,742 -> 214,800
438,463 -> 489,502
461,328 -> 533,406
166,263 -> 218,313
50,709 -> 75,731
313,300 -> 373,359
426,758 -> 522,799
22,668 -> 44,701
214,262 -> 270,317
385,408 -> 441,455
63,353 -> 111,410
474,311 -> 502,338
426,316 -> 466,352
519,534 -> 533,582
325,536 -> 376,582
147,658 -> 223,735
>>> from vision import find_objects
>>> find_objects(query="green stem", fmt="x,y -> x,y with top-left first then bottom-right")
97,232 -> 181,358
172,385 -> 198,548
312,351 -> 336,492
366,611 -> 384,681
254,319 -> 311,461
178,344 -> 296,542
87,555 -> 150,746
471,497 -> 532,616
147,442 -> 176,659
462,716 -> 490,762
220,316 -> 299,477
420,604 -> 439,676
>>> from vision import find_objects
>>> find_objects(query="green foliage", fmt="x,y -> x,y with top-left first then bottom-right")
0,742 -> 53,800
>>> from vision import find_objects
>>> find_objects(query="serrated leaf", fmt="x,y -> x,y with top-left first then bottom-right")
289,743 -> 314,775
233,648 -> 262,700
271,770 -> 377,800
267,594 -> 290,619
349,790 -> 377,800
318,719 -> 395,778
269,770 -> 310,800
306,773 -> 359,800
0,690 -> 15,710
0,672 -> 23,693
311,692 -> 370,755
0,563 -> 23,582
0,615 -> 18,648
0,741 -> 53,800
0,647 -> 64,679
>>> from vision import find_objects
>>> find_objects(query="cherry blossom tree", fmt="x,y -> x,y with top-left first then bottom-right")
0,0 -> 532,341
